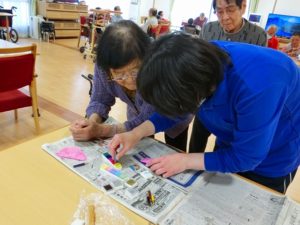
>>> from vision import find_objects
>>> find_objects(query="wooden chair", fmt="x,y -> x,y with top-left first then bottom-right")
0,44 -> 40,132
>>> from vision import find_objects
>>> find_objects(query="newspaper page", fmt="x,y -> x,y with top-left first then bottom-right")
275,197 -> 300,225
41,133 -> 204,224
161,173 -> 287,225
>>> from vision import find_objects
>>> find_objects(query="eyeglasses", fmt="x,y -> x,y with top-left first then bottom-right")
110,70 -> 138,81
215,5 -> 239,17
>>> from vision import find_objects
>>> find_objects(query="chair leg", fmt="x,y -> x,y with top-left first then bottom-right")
14,109 -> 18,120
77,28 -> 81,48
30,82 -> 40,133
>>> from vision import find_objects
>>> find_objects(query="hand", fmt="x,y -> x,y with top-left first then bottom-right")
109,131 -> 142,160
146,153 -> 205,178
146,153 -> 189,178
109,120 -> 155,160
70,119 -> 101,141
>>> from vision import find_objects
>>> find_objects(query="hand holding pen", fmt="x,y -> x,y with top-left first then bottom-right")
109,131 -> 141,160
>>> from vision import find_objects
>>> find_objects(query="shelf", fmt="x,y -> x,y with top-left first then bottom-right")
37,0 -> 88,38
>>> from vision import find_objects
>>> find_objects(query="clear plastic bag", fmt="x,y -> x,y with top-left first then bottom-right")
71,192 -> 134,225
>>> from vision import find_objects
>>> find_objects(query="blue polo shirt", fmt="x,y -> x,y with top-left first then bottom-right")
150,41 -> 300,177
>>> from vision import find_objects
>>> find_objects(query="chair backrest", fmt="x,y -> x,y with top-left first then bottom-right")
40,21 -> 55,32
0,44 -> 37,92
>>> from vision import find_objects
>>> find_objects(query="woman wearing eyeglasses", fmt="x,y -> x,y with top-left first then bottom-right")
70,20 -> 190,151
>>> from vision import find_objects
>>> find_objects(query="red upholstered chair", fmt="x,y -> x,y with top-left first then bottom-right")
0,44 -> 40,131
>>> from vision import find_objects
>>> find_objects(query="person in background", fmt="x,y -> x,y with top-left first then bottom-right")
201,0 -> 266,45
156,10 -> 171,36
109,33 -> 300,194
157,11 -> 163,20
141,8 -> 158,36
184,18 -> 197,35
281,32 -> 300,57
70,21 -> 190,151
193,12 -> 207,29
190,0 -> 268,154
110,6 -> 123,23
266,25 -> 279,49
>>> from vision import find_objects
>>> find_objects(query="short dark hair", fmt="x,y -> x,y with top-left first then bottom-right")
158,11 -> 163,16
114,6 -> 120,11
212,0 -> 244,11
292,31 -> 300,37
97,20 -> 151,74
188,18 -> 194,25
137,33 -> 230,117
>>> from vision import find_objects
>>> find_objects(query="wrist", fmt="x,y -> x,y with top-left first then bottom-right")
185,153 -> 205,171
89,113 -> 102,123
103,124 -> 117,137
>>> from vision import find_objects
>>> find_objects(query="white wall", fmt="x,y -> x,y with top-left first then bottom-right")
154,0 -> 172,20
274,0 -> 300,16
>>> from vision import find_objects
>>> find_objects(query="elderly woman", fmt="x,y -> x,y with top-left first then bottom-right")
70,21 -> 190,150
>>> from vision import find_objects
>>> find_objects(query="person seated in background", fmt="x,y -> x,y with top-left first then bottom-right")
156,10 -> 171,36
193,12 -> 207,29
184,18 -> 197,35
281,32 -> 300,57
141,8 -> 158,38
156,10 -> 163,20
70,20 -> 190,151
266,25 -> 279,49
110,6 -> 123,23
201,0 -> 266,46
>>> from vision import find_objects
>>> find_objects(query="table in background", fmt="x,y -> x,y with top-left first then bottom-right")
0,38 -> 16,48
0,127 -> 150,225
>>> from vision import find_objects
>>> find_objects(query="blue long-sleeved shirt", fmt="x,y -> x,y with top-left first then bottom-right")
150,41 -> 300,177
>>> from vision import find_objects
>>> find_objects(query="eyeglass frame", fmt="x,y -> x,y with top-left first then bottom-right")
109,69 -> 139,82
214,4 -> 241,17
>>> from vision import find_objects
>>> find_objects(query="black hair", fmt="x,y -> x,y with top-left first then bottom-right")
212,0 -> 244,11
137,33 -> 231,117
158,11 -> 163,16
114,6 -> 120,11
292,31 -> 300,37
97,20 -> 151,74
188,18 -> 194,25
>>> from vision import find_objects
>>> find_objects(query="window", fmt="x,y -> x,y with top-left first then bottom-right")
0,0 -> 30,37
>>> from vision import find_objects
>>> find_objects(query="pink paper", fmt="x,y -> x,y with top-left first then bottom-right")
56,146 -> 87,161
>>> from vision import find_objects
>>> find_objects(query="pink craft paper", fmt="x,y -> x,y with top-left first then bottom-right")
56,146 -> 87,161
141,158 -> 151,164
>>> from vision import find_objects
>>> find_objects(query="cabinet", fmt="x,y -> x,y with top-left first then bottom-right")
37,0 -> 88,38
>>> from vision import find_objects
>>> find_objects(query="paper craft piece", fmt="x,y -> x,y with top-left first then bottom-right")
56,146 -> 87,161
102,152 -> 122,169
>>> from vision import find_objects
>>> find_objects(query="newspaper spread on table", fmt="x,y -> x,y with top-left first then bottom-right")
160,173 -> 300,225
41,124 -> 204,224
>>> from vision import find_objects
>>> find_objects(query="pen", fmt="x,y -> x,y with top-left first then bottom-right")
73,162 -> 86,168
147,191 -> 155,206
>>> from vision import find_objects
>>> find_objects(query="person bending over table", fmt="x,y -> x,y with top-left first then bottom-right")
70,20 -> 190,150
109,33 -> 300,194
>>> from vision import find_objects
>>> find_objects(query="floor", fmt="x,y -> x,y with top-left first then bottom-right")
0,37 -> 299,202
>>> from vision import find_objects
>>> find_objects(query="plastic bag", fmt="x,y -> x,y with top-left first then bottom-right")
71,192 -> 134,225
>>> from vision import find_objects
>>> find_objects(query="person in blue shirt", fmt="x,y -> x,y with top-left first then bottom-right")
109,33 -> 300,193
